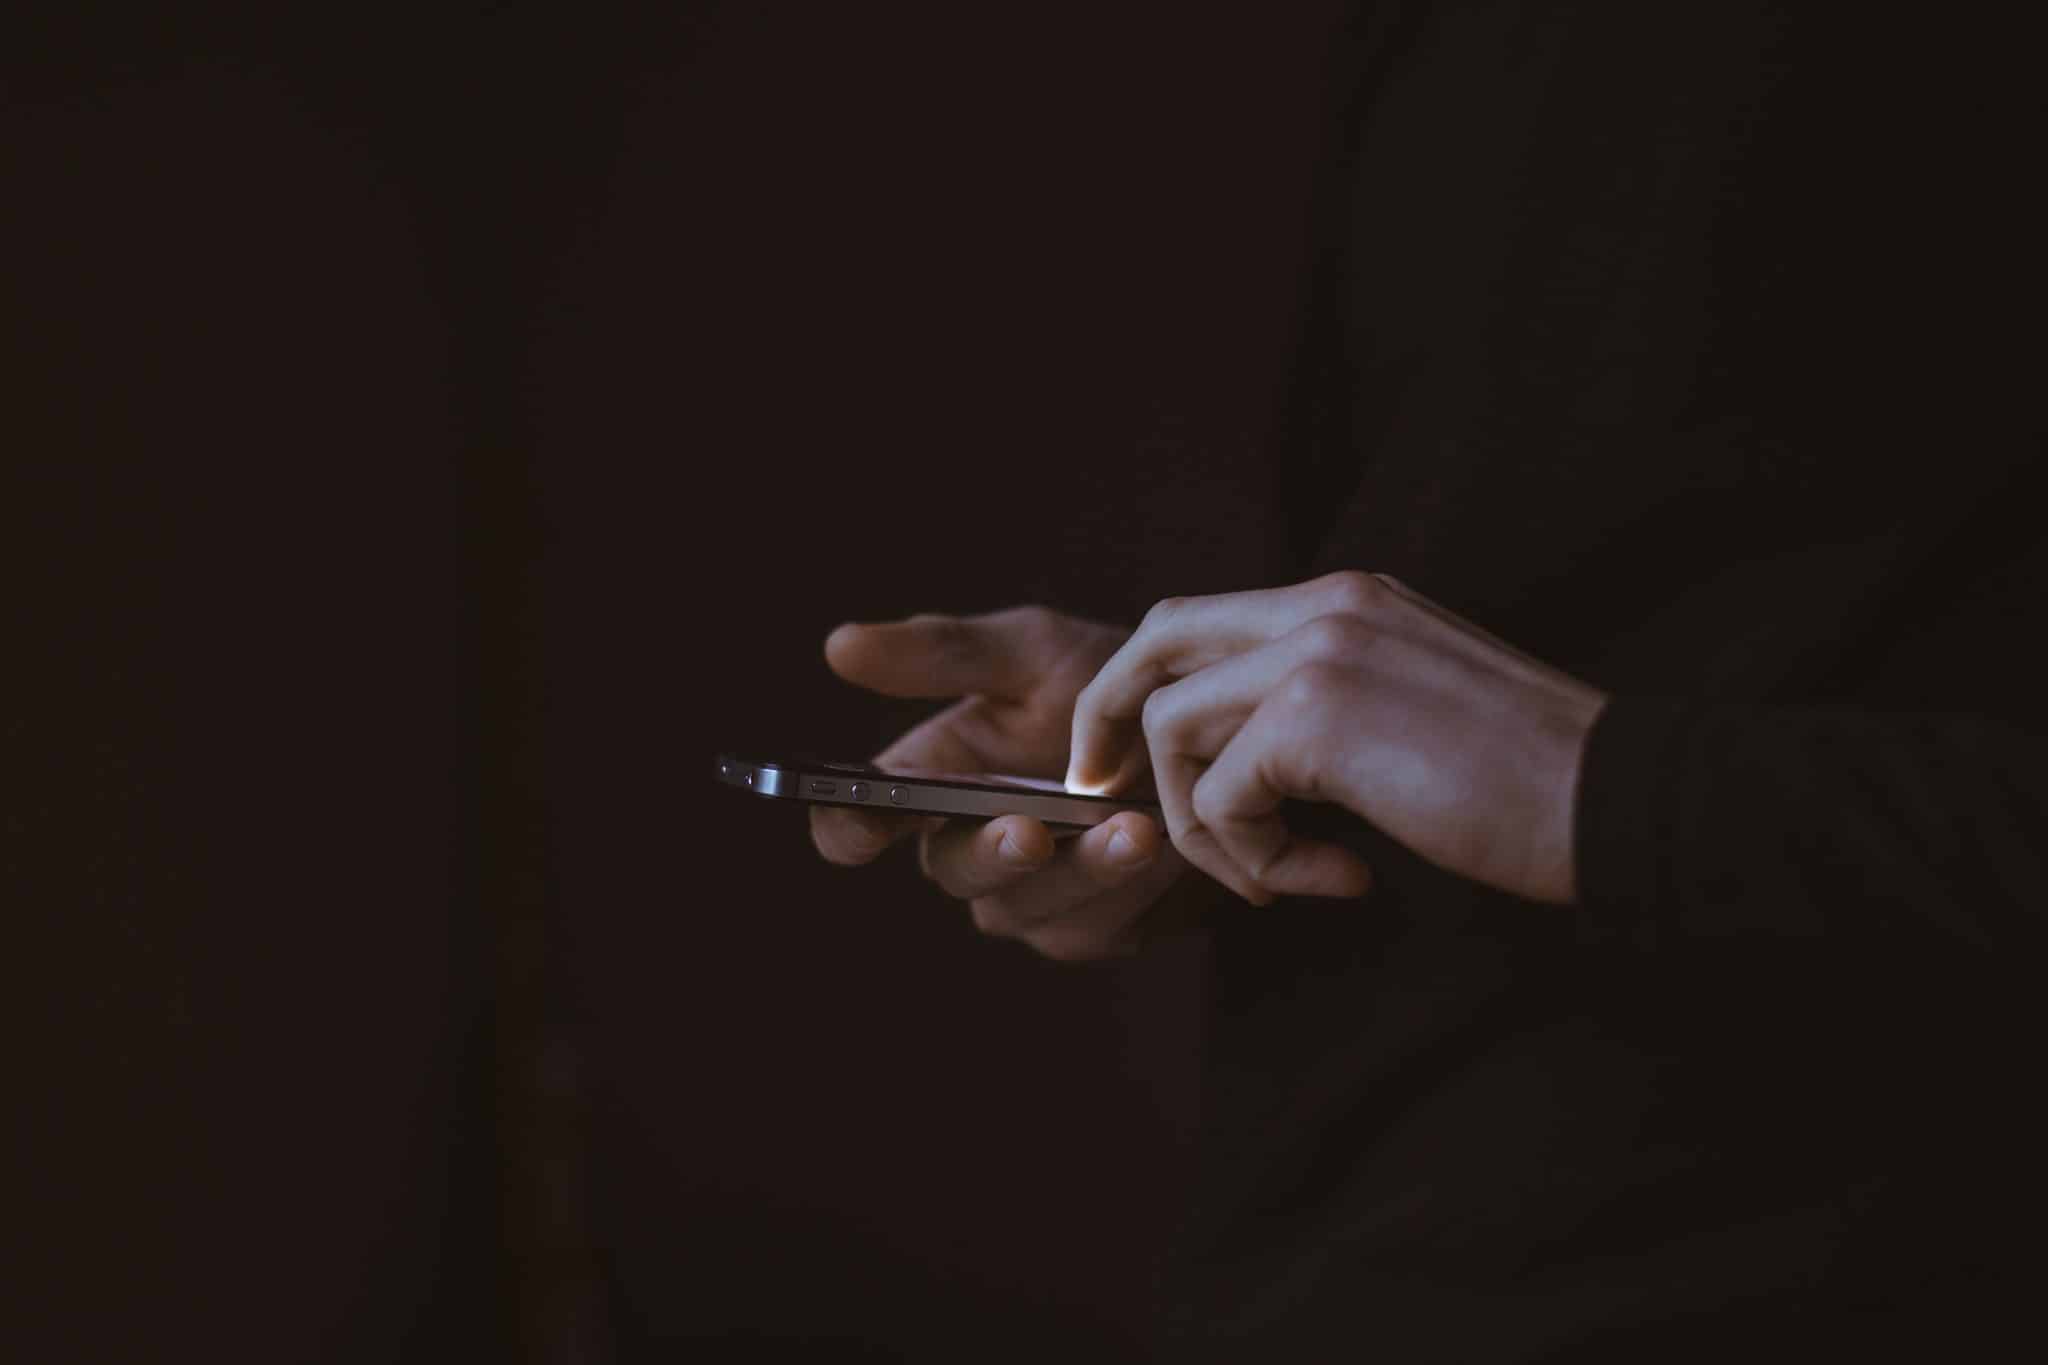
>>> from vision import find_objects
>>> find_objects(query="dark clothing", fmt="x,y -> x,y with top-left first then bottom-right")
1163,3 -> 2048,1357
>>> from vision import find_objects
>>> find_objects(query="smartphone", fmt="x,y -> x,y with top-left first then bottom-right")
714,753 -> 1160,829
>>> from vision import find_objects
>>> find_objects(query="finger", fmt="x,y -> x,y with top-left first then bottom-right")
1066,573 -> 1399,793
918,814 -> 1056,899
825,605 -> 1054,702
1139,616 -> 1375,764
1149,747 -> 1208,874
810,703 -> 992,865
1147,746 -> 1271,907
1191,695 -> 1373,899
1135,620 -> 1381,902
969,810 -> 1175,932
811,804 -> 934,866
1017,837 -> 1192,961
1167,816 -> 1279,908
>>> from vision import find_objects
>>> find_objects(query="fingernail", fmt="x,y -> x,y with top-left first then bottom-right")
1106,829 -> 1152,867
999,832 -> 1040,866
1064,767 -> 1110,797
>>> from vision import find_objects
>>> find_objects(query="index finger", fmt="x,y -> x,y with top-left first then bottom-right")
1065,573 -> 1399,793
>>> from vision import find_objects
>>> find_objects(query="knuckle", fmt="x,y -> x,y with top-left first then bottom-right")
1141,595 -> 1186,631
1318,569 -> 1386,618
1280,659 -> 1350,711
1139,683 -> 1178,743
1298,611 -> 1371,659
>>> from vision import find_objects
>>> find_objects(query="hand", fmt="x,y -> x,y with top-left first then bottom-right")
1066,572 -> 1610,907
812,606 -> 1189,961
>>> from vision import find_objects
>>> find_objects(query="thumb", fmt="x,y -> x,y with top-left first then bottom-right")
824,608 -> 1045,701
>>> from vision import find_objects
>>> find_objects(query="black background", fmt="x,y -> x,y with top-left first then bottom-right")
6,5 -> 1346,1358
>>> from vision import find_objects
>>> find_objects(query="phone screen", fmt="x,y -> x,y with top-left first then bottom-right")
959,773 -> 1070,794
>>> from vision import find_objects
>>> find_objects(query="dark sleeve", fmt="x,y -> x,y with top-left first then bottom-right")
1575,700 -> 2048,951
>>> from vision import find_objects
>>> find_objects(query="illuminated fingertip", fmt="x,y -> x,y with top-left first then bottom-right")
1064,771 -> 1114,797
823,623 -> 865,669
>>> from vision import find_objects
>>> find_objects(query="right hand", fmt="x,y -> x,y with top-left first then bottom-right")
811,606 -> 1189,961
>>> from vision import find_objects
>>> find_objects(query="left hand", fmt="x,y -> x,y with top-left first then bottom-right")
1064,571 -> 1610,907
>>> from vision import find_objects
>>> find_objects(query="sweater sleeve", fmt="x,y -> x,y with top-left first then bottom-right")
1575,699 -> 2048,951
